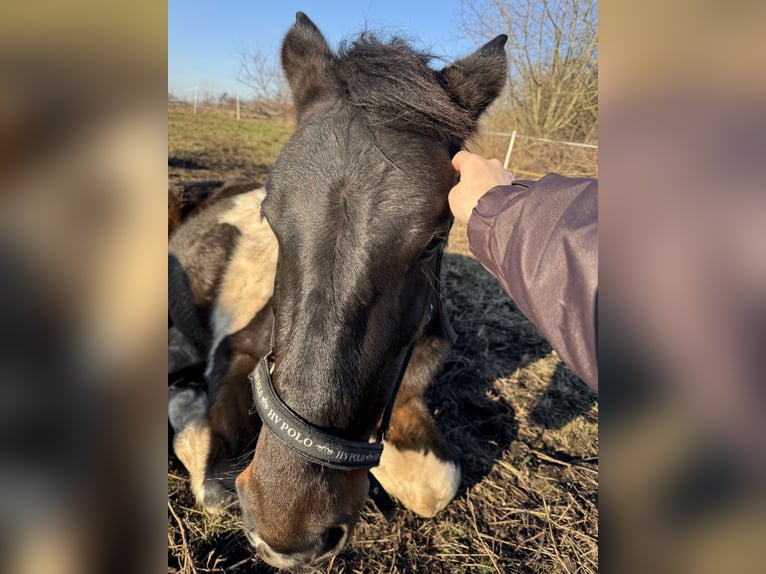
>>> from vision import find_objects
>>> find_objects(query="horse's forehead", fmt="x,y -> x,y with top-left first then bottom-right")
270,143 -> 448,233
280,181 -> 440,253
266,109 -> 453,271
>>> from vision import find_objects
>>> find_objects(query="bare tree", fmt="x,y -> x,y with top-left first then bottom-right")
460,0 -> 597,142
237,47 -> 292,119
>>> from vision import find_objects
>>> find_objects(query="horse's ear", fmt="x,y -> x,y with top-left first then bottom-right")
439,34 -> 508,119
281,12 -> 332,115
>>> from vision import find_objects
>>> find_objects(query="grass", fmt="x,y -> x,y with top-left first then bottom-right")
168,109 -> 294,185
168,109 -> 598,573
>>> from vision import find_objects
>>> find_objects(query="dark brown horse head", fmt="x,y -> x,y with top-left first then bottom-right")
235,12 -> 507,569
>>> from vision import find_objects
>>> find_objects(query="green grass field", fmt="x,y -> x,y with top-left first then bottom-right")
168,109 -> 294,185
168,108 -> 598,574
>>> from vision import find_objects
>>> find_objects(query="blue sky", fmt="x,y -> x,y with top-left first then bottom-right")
168,0 -> 489,97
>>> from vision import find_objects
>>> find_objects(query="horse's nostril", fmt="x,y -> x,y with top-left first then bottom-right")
322,524 -> 348,555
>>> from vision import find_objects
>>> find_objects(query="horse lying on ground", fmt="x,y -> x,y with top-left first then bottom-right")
168,12 -> 507,570
168,178 -> 261,236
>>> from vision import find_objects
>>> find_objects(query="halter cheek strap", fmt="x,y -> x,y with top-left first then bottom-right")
432,244 -> 458,346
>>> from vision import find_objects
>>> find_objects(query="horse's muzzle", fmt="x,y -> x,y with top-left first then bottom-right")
246,522 -> 350,569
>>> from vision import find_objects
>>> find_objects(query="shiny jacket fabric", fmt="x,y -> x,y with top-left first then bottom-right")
467,174 -> 598,390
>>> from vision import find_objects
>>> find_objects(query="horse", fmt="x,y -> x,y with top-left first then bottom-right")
168,12 -> 507,569
168,178 -> 262,236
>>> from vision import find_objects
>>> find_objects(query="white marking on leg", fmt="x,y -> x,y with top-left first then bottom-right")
169,387 -> 211,509
172,421 -> 211,510
371,441 -> 461,517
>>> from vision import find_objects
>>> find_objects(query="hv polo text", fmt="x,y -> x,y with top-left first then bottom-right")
253,369 -> 377,464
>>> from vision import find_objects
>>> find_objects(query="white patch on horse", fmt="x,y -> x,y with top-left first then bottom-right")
207,189 -> 278,376
371,441 -> 461,517
168,387 -> 211,510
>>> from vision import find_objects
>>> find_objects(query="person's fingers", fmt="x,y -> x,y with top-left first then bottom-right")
451,150 -> 473,172
453,151 -> 508,180
488,157 -> 504,170
447,183 -> 471,225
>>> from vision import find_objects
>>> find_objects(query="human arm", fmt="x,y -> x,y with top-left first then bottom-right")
450,152 -> 598,389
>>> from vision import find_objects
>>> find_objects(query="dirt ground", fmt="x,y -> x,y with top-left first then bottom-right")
168,110 -> 598,573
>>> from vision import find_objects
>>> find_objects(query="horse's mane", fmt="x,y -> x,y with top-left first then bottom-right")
334,35 -> 474,142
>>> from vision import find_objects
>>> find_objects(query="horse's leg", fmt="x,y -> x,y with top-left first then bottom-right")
200,352 -> 262,511
170,304 -> 273,512
169,384 -> 210,509
371,335 -> 461,517
166,274 -> 211,510
201,306 -> 273,509
169,352 -> 262,513
169,188 -> 276,511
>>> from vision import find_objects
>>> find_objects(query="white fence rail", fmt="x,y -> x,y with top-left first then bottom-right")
168,95 -> 290,120
484,131 -> 598,177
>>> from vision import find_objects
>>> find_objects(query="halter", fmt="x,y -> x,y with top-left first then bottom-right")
248,243 -> 457,472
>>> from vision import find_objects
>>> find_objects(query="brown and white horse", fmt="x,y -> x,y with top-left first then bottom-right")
168,12 -> 507,569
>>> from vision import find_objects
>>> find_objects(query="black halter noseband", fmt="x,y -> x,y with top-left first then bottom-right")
248,244 -> 456,472
249,353 -> 385,470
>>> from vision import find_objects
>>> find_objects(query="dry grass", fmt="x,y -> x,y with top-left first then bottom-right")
472,134 -> 598,180
168,112 -> 598,573
168,108 -> 294,186
469,115 -> 598,179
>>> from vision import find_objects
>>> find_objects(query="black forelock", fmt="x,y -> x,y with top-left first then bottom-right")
333,34 -> 474,145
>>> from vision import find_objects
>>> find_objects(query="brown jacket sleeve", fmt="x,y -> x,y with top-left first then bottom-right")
466,174 -> 598,390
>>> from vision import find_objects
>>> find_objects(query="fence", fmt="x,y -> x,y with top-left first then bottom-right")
168,95 -> 293,121
169,94 -> 597,178
481,131 -> 598,179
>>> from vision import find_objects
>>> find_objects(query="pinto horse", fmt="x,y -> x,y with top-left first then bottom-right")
168,12 -> 507,570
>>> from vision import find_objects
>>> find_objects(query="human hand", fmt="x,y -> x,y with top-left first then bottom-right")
449,151 -> 513,225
